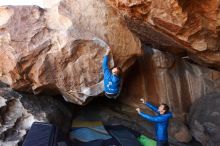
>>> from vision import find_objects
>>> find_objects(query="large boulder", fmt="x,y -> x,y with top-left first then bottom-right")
120,47 -> 220,119
0,0 -> 141,105
108,0 -> 220,69
0,82 -> 72,146
188,92 -> 220,146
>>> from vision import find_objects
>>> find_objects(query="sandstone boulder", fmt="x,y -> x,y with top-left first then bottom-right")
120,47 -> 220,119
108,0 -> 220,69
0,0 -> 141,105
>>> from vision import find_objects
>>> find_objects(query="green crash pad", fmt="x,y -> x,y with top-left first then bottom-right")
137,135 -> 157,146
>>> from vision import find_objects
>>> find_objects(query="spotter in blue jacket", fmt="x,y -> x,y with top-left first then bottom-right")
138,102 -> 173,142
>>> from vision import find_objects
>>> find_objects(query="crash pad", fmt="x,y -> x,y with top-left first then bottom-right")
137,135 -> 157,146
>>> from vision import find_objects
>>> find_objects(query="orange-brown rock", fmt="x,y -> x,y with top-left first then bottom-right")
119,47 -> 220,144
120,47 -> 220,120
0,0 -> 141,105
107,0 -> 220,69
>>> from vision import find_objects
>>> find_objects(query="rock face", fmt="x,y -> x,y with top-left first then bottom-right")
120,47 -> 220,144
0,82 -> 72,146
121,47 -> 220,120
0,1 -> 220,144
169,119 -> 192,143
188,93 -> 220,146
107,0 -> 220,69
0,0 -> 141,105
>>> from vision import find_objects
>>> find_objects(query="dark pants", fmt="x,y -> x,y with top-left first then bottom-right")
105,93 -> 119,99
157,141 -> 169,146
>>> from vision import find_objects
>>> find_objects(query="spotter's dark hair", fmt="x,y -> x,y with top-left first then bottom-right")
161,103 -> 170,114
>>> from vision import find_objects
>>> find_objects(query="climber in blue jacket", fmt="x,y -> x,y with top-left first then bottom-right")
102,49 -> 122,99
136,98 -> 173,146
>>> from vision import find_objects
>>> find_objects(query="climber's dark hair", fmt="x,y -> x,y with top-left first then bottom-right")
161,103 -> 169,114
116,66 -> 122,74
111,66 -> 122,76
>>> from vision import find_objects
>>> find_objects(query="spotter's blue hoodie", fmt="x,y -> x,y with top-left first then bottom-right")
139,102 -> 173,142
102,55 -> 121,94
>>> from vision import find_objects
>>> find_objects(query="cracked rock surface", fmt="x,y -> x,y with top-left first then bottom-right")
0,82 -> 72,146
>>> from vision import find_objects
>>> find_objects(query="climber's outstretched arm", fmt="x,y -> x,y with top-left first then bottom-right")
136,108 -> 165,123
102,49 -> 111,77
140,98 -> 159,114
139,112 -> 166,123
145,102 -> 160,114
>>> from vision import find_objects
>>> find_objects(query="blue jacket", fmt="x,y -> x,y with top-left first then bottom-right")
139,102 -> 172,142
102,55 -> 121,94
